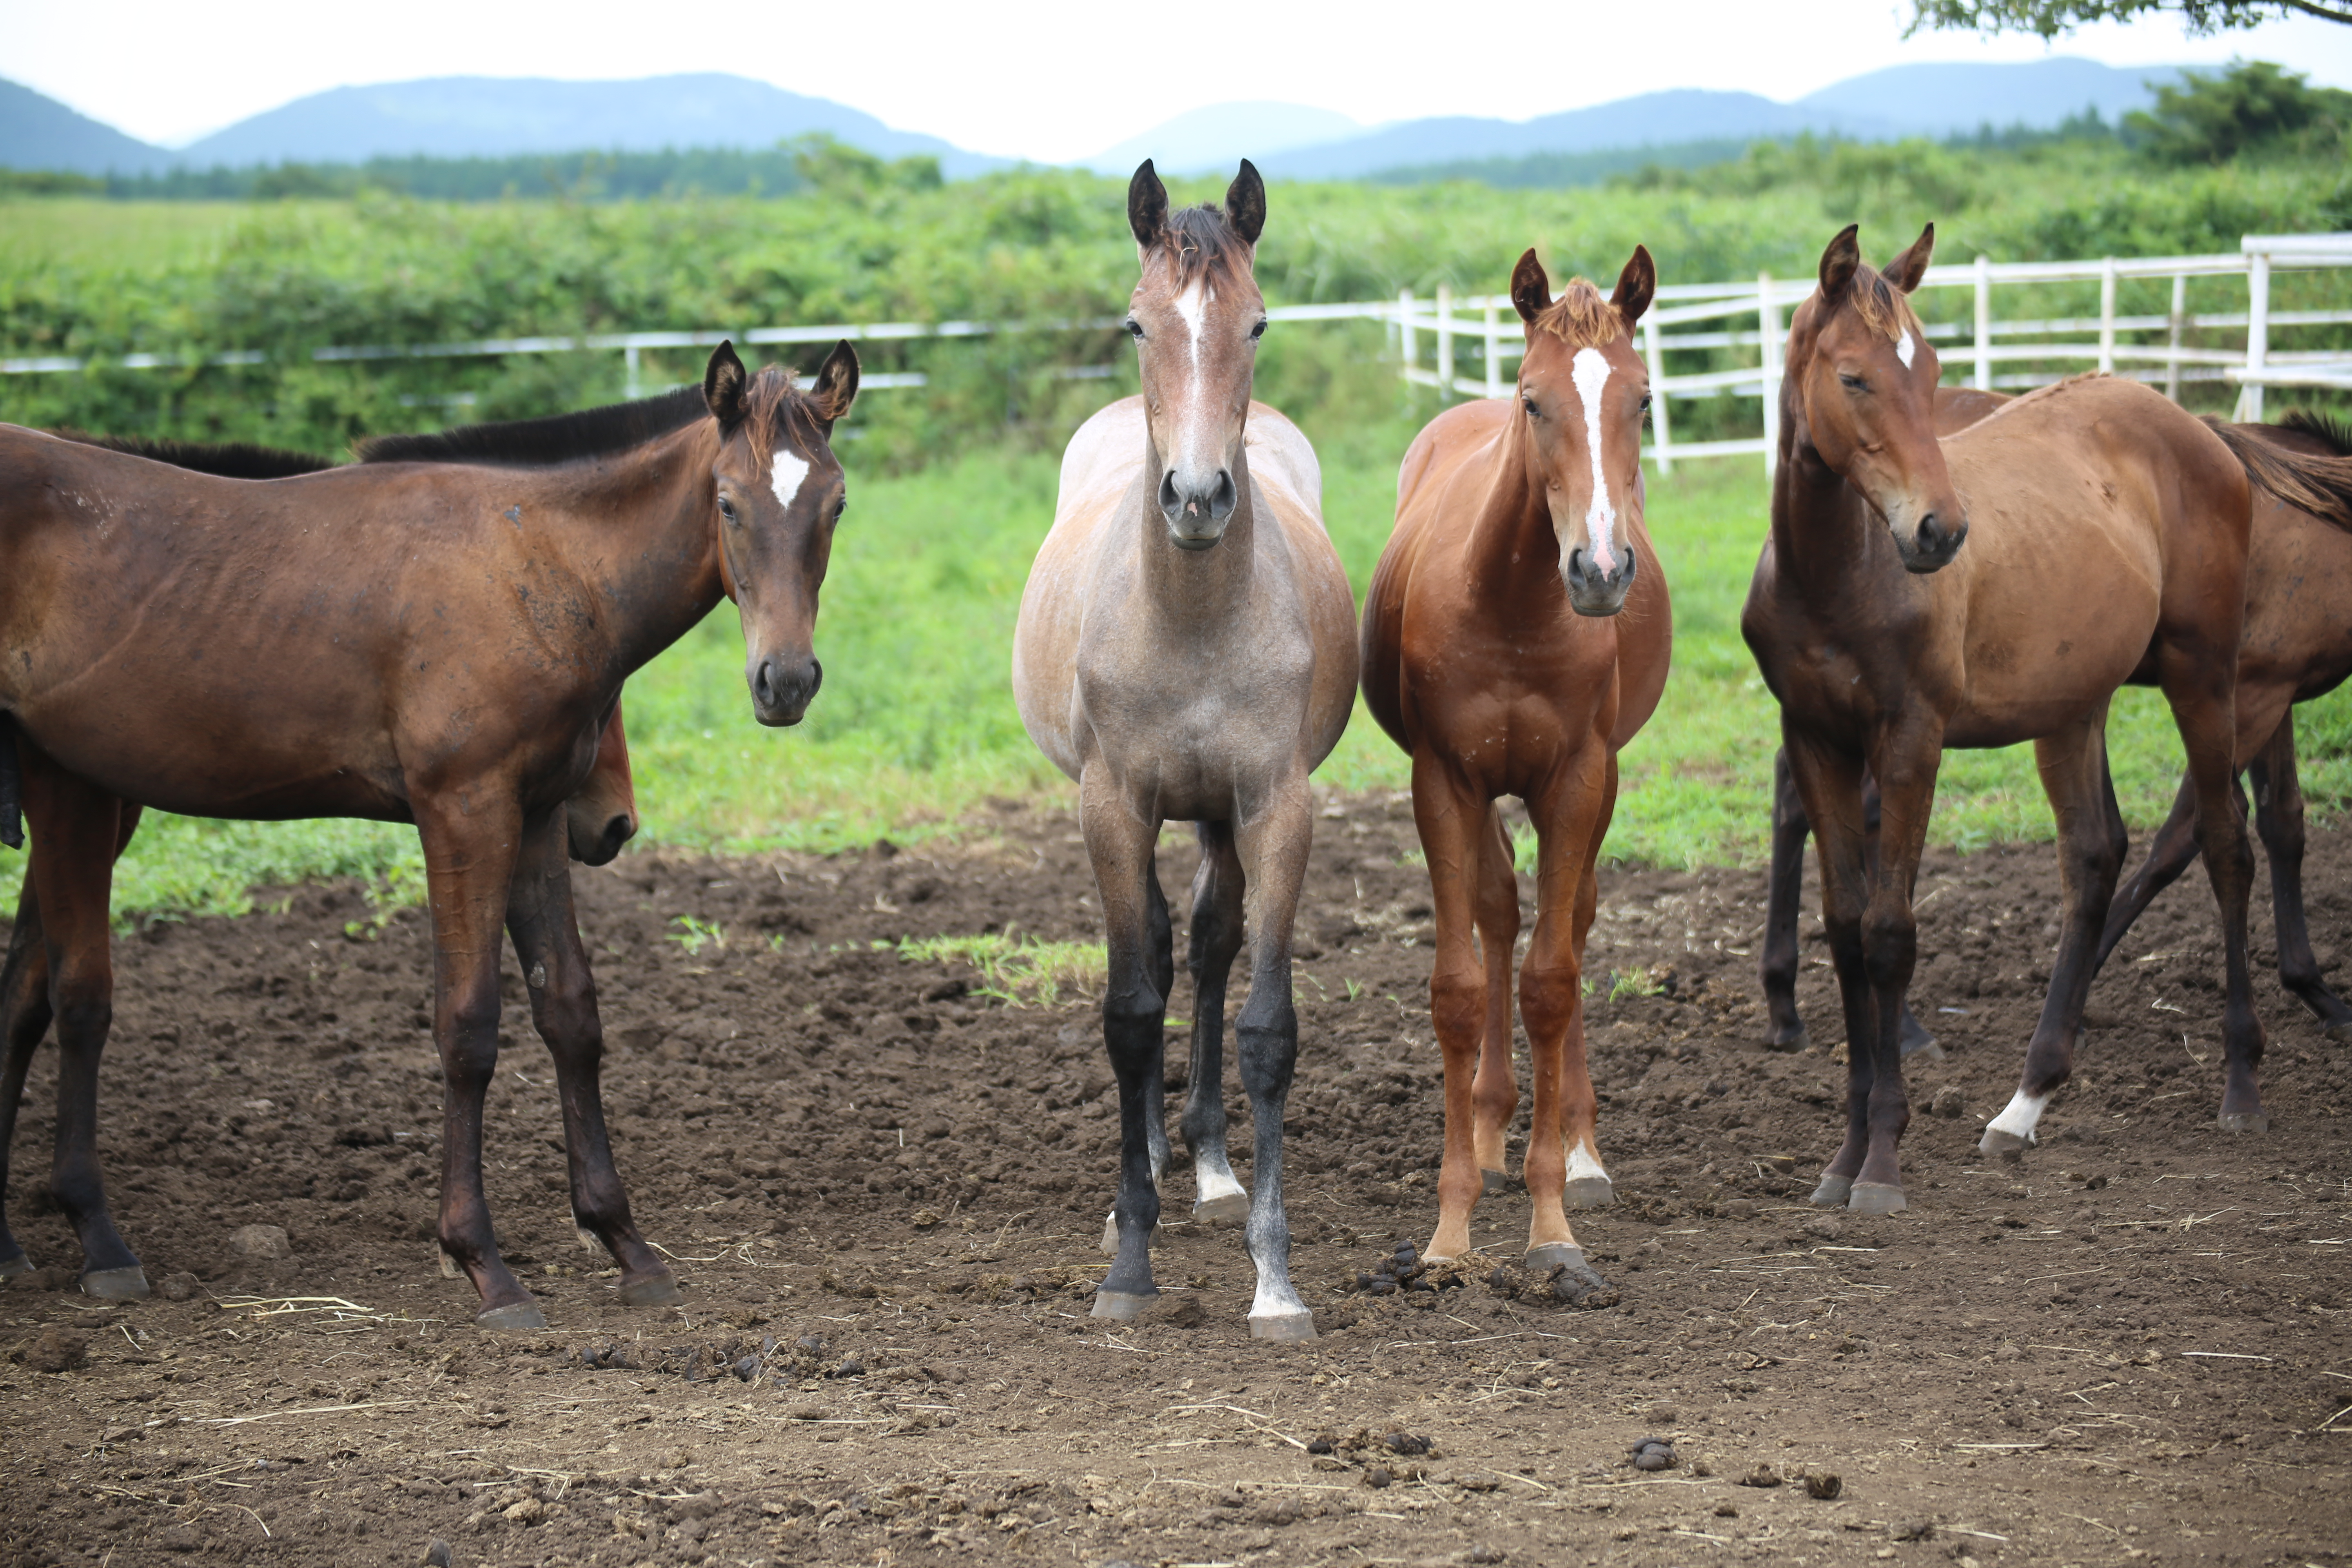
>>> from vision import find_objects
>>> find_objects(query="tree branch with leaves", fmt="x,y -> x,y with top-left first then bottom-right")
1908,0 -> 2351,37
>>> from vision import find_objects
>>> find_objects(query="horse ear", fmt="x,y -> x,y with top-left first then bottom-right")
1611,243 -> 1656,327
1884,222 -> 1935,293
1225,158 -> 1265,245
1818,225 -> 1862,305
1510,248 -> 1550,325
1128,159 -> 1169,250
704,341 -> 748,426
808,340 -> 859,430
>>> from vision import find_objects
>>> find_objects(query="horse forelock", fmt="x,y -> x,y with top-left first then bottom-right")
739,365 -> 822,472
1147,204 -> 1254,291
1533,279 -> 1621,350
1844,261 -> 1924,345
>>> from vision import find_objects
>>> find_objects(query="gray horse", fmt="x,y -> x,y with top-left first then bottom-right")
1010,160 -> 1356,1341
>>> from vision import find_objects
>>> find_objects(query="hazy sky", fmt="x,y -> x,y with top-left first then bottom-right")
7,0 -> 2348,158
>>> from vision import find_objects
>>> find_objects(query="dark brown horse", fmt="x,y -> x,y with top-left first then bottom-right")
1760,410 -> 2352,1052
1362,247 -> 1669,1285
1744,222 -> 2270,1215
0,341 -> 853,1325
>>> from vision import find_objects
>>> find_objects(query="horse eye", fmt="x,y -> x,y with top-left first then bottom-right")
1250,319 -> 1267,340
1523,397 -> 1540,419
1638,393 -> 1653,415
1840,373 -> 1868,392
1125,318 -> 1145,340
718,496 -> 738,523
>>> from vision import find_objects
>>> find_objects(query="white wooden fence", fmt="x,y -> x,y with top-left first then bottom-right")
7,233 -> 2347,470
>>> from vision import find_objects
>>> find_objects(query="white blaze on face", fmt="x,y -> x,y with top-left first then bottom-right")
770,446 -> 811,513
1896,328 -> 1917,370
1567,346 -> 1619,576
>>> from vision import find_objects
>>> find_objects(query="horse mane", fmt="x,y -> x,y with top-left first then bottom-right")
2282,408 -> 2352,457
1156,203 -> 1250,285
1534,278 -> 1621,350
51,429 -> 336,479
1845,260 -> 1924,343
2205,415 -> 2352,535
354,384 -> 713,468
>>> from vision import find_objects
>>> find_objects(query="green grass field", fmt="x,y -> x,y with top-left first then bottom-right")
11,401 -> 2346,925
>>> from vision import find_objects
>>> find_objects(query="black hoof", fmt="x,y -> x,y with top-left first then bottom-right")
1480,1168 -> 1509,1197
1810,1174 -> 1853,1207
0,1251 -> 30,1280
618,1270 -> 682,1307
82,1266 -> 150,1301
1846,1181 -> 1907,1216
1764,1025 -> 1810,1054
476,1299 -> 548,1332
1091,1289 -> 1156,1321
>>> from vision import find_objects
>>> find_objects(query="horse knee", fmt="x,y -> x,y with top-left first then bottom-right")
1430,965 -> 1483,1044
1518,961 -> 1579,1036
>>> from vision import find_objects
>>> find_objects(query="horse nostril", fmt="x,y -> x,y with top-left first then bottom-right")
605,814 -> 635,849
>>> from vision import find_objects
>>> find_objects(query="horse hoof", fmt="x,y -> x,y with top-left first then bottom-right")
1765,1026 -> 1809,1054
475,1300 -> 549,1333
2324,1018 -> 2352,1042
617,1270 -> 682,1307
1846,1182 -> 1907,1216
81,1266 -> 150,1301
1524,1242 -> 1587,1274
2216,1111 -> 2270,1135
1564,1176 -> 1616,1209
1091,1289 -> 1155,1321
1193,1192 -> 1250,1225
1810,1174 -> 1853,1207
1901,1037 -> 1946,1063
1480,1168 -> 1509,1197
1978,1127 -> 2029,1160
1249,1310 -> 1317,1343
0,1251 -> 30,1279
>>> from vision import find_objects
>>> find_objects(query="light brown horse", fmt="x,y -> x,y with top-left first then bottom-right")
1361,247 -> 1668,1287
1011,161 -> 1356,1341
1762,410 -> 2352,1051
0,341 -> 854,1324
1743,223 -> 2267,1214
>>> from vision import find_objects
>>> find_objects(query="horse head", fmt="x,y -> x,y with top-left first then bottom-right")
701,339 -> 860,726
1510,245 -> 1656,617
1125,158 -> 1268,550
564,699 -> 638,865
1790,223 -> 1967,573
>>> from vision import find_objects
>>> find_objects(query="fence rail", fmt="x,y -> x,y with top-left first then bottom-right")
7,233 -> 2348,468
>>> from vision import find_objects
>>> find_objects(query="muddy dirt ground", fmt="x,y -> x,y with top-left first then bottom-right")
2,789 -> 2348,1568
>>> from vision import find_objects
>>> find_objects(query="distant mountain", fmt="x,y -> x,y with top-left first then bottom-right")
177,74 -> 1001,177
1087,102 -> 1363,176
0,78 -> 174,175
1254,57 -> 2184,182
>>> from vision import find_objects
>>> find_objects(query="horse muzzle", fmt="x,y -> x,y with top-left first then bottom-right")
1563,543 -> 1637,617
566,807 -> 637,866
1159,468 -> 1237,550
1893,510 -> 1968,574
751,654 -> 823,727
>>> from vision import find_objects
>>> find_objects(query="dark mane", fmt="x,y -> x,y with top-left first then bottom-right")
2283,408 -> 2352,457
354,385 -> 709,468
1159,203 -> 1249,285
52,429 -> 335,479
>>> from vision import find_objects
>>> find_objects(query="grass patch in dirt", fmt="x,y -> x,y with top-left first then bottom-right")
893,931 -> 1108,1008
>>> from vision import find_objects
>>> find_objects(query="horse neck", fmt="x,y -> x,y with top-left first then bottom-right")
1769,377 -> 1882,614
1467,409 -> 1559,604
547,423 -> 728,676
1137,425 -> 1259,621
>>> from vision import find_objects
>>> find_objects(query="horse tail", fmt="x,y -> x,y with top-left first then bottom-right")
2205,416 -> 2352,535
0,715 -> 21,851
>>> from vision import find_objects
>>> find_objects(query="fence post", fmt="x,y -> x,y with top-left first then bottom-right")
1435,283 -> 1454,400
1644,310 -> 1673,475
1758,273 -> 1781,477
625,342 -> 643,401
2097,257 -> 2117,375
1482,302 -> 1502,399
2165,273 -> 2186,404
2238,248 -> 2270,422
1398,290 -> 1415,393
1973,254 -> 1992,391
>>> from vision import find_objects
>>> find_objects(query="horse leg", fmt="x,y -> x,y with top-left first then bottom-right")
17,761 -> 145,1296
1412,753 -> 1492,1266
2250,717 -> 2352,1038
0,884 -> 53,1278
2096,772 -> 2201,971
1863,770 -> 1939,1060
1782,735 -> 1875,1208
1080,767 -> 1167,1321
1232,772 -> 1316,1341
1559,750 -> 1618,1213
2160,651 -> 2267,1132
1981,711 -> 2129,1158
1761,748 -> 1811,1051
1842,729 -> 1942,1215
1102,864 -> 1179,1254
412,791 -> 541,1329
502,806 -> 677,1307
1518,744 -> 1615,1281
1180,820 -> 1248,1224
1470,803 -> 1521,1195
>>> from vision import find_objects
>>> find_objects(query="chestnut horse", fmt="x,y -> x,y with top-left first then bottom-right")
1744,223 -> 2272,1214
1761,410 -> 2352,1052
1012,162 -> 1356,1341
1361,246 -> 1667,1285
0,340 -> 853,1324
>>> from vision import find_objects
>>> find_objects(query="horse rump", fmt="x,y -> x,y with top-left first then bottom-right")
2205,416 -> 2352,533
